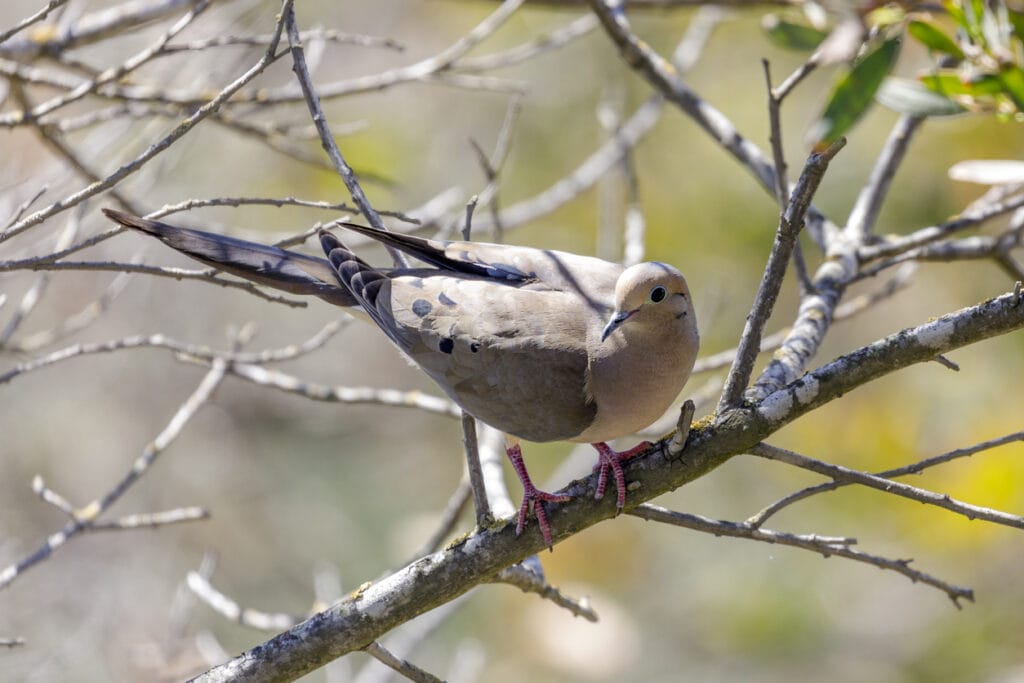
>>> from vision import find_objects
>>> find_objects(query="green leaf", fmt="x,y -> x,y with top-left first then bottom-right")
1009,9 -> 1024,44
998,64 -> 1024,111
944,0 -> 966,27
810,38 -> 902,148
908,20 -> 965,59
867,6 -> 905,28
945,0 -> 983,41
877,77 -> 965,116
762,14 -> 829,51
920,71 -> 1004,97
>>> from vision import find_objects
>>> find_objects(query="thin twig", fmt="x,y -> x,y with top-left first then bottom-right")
630,504 -> 973,606
750,442 -> 1024,531
747,431 -> 1024,528
284,6 -> 408,268
693,263 -> 916,375
408,480 -> 473,560
858,192 -> 1024,262
667,400 -> 696,457
0,357 -> 228,592
211,362 -> 462,418
0,322 -> 343,386
12,261 -> 307,307
1,0 -> 294,243
718,138 -> 845,410
586,0 -> 830,232
187,571 -> 303,631
0,0 -> 195,57
88,507 -> 209,531
0,0 -> 69,47
845,114 -> 923,240
7,268 -> 133,352
492,563 -> 599,621
361,642 -> 444,683
461,412 -> 493,527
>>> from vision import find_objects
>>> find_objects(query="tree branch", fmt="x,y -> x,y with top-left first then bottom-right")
193,288 -> 1024,681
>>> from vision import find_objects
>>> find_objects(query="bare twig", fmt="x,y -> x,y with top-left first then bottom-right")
718,138 -> 845,410
629,504 -> 973,606
12,0 -> 211,125
7,269 -> 133,352
457,13 -> 598,74
0,322 -> 343,386
88,507 -> 209,531
187,571 -> 303,631
747,431 -> 1024,528
215,362 -> 462,418
0,0 -> 69,47
1,0 -> 294,243
408,480 -> 473,560
362,642 -> 444,683
858,192 -> 1024,262
750,442 -> 1024,532
1,0 -> 196,57
667,400 -> 695,457
586,0 -> 828,231
10,260 -> 307,307
693,263 -> 916,375
466,7 -> 725,236
493,563 -> 599,621
845,115 -> 924,240
754,288 -> 1024,427
284,6 -> 408,267
461,413 -> 493,527
0,357 -> 227,592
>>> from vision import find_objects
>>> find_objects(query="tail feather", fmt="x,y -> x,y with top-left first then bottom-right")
103,209 -> 357,307
319,229 -> 401,343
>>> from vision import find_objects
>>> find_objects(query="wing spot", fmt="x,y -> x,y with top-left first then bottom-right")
412,299 -> 432,317
439,338 -> 454,354
438,292 -> 456,307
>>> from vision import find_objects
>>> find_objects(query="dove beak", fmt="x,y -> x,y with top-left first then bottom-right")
601,309 -> 635,342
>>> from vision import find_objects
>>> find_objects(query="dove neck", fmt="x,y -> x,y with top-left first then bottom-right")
578,321 -> 698,443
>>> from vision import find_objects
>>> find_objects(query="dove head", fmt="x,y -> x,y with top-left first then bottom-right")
601,262 -> 695,343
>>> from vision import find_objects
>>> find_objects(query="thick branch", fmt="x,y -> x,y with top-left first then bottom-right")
193,288 -> 1024,681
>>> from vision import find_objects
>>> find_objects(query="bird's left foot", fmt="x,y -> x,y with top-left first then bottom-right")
592,441 -> 653,511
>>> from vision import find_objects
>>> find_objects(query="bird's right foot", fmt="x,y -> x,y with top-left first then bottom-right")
506,442 -> 570,550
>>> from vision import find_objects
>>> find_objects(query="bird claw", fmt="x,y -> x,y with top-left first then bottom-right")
506,440 -> 570,550
592,441 -> 653,512
516,486 -> 571,550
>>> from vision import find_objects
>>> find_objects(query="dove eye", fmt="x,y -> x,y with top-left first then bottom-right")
649,285 -> 667,303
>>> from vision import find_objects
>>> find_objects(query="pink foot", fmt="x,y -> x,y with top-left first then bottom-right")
507,442 -> 570,550
592,441 -> 653,511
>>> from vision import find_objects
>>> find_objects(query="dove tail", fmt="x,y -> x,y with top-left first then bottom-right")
319,230 -> 397,339
103,209 -> 357,307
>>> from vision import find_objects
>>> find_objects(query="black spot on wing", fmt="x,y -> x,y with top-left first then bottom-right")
412,299 -> 432,317
437,292 -> 456,307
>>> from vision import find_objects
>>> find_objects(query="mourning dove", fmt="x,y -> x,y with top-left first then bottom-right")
102,209 -> 700,547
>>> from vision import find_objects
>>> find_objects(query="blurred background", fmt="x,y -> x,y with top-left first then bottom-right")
1,1 -> 1024,681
